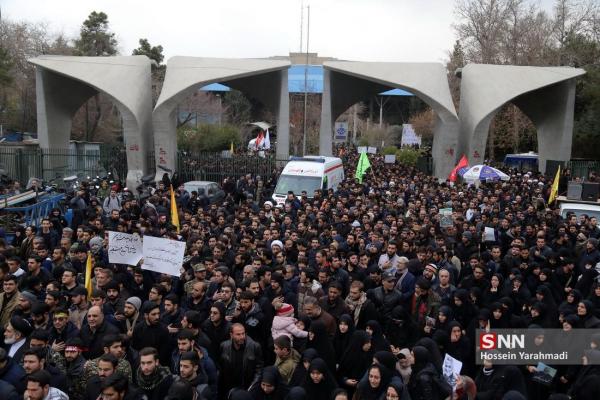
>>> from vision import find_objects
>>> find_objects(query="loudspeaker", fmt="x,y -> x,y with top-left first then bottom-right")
546,160 -> 565,177
567,182 -> 582,200
582,182 -> 600,201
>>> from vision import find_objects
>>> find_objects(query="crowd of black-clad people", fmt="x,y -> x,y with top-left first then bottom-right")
1,148 -> 600,400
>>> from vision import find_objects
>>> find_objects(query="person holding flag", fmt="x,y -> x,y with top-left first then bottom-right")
549,165 -> 561,204
84,251 -> 93,297
355,152 -> 371,183
449,154 -> 469,182
170,184 -> 180,233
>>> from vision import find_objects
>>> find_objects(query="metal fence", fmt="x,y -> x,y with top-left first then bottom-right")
172,151 -> 284,183
0,146 -> 283,186
568,160 -> 600,180
2,145 -> 599,187
0,146 -> 129,186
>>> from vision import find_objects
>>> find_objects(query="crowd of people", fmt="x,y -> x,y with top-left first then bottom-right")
0,149 -> 600,400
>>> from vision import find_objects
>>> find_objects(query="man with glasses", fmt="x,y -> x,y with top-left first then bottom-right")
84,353 -> 118,400
48,308 -> 79,347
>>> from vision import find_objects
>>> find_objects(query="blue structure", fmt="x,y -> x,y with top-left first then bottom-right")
201,65 -> 413,96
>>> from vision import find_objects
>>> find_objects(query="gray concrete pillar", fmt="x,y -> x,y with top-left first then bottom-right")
513,80 -> 576,173
319,68 -> 334,156
431,117 -> 459,180
276,69 -> 290,161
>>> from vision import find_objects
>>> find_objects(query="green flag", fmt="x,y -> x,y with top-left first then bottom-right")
355,152 -> 371,183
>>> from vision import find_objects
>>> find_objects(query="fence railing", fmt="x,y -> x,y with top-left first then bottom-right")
568,160 -> 600,180
0,147 -> 284,186
0,147 -> 128,186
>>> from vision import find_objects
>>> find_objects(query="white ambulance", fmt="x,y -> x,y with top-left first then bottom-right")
272,156 -> 344,205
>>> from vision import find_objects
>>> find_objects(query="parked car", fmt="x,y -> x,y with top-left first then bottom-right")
183,181 -> 225,204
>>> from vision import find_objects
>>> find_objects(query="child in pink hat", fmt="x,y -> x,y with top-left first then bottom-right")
271,303 -> 308,343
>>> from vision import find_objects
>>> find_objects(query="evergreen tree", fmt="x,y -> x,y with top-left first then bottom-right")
74,11 -> 117,56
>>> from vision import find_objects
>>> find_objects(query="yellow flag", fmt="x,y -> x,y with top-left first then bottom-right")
549,165 -> 560,204
84,251 -> 93,297
170,184 -> 180,233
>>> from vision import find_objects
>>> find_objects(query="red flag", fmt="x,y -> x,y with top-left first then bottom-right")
255,131 -> 264,149
449,154 -> 468,182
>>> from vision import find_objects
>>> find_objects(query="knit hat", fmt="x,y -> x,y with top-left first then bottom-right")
277,303 -> 294,316
126,296 -> 142,312
89,236 -> 103,252
20,291 -> 38,305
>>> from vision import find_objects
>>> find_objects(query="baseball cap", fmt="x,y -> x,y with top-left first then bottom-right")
382,271 -> 396,281
193,263 -> 206,272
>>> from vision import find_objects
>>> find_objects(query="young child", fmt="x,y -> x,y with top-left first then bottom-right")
271,303 -> 308,343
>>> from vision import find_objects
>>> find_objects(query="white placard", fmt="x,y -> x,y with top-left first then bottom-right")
357,146 -> 367,154
442,353 -> 463,389
108,232 -> 143,266
401,123 -> 422,146
367,147 -> 377,154
484,227 -> 496,242
142,236 -> 186,277
384,155 -> 396,164
440,208 -> 453,228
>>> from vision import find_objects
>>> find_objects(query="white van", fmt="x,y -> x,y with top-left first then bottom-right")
272,156 -> 344,205
557,196 -> 600,220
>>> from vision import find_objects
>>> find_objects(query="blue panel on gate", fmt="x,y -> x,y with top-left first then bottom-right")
200,65 -> 413,96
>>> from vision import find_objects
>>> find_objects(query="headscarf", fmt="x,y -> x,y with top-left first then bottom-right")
307,321 -> 336,372
250,366 -> 288,400
338,330 -> 373,381
284,387 -> 306,400
414,337 -> 443,373
302,358 -> 338,400
366,320 -> 391,352
355,364 -> 392,400
373,351 -> 398,374
333,314 -> 355,363
387,305 -> 417,348
410,345 -> 431,374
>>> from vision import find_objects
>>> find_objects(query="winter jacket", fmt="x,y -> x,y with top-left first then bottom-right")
219,337 -> 263,393
0,356 -> 26,393
79,320 -> 120,359
271,315 -> 309,342
0,291 -> 19,328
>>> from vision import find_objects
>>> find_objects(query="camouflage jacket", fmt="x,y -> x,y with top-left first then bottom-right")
83,356 -> 133,383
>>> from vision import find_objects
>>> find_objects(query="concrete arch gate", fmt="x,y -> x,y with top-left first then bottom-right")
152,57 -> 291,180
457,64 -> 586,173
29,55 -> 154,189
30,56 -> 585,184
319,61 -> 460,179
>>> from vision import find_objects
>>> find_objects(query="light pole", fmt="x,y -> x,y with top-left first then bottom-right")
302,5 -> 310,156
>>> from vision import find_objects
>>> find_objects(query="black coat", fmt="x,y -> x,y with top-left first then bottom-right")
219,337 -> 263,394
79,320 -> 120,359
131,321 -> 172,366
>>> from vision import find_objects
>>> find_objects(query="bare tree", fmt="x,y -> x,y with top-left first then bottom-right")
177,91 -> 224,128
454,0 -> 512,63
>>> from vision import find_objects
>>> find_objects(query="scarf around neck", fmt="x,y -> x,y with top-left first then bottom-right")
136,365 -> 170,391
345,292 -> 367,325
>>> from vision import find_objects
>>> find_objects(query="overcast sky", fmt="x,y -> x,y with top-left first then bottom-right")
3,0 -> 557,63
